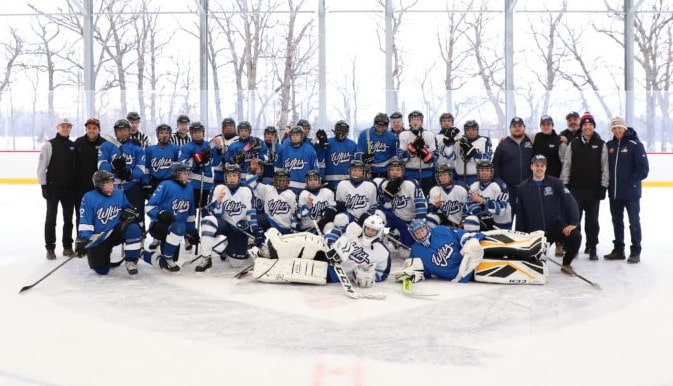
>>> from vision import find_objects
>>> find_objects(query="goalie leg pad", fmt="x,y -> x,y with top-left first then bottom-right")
479,230 -> 547,260
266,230 -> 326,260
253,257 -> 328,285
474,258 -> 548,285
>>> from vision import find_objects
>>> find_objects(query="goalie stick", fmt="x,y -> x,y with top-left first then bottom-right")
546,257 -> 602,290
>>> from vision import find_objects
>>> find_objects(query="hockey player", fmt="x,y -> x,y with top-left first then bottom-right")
328,214 -> 391,288
143,162 -> 198,273
435,112 -> 460,168
275,126 -> 319,194
178,121 -> 214,208
224,121 -> 269,180
262,126 -> 279,184
335,160 -> 379,225
397,110 -> 438,195
317,120 -> 357,190
389,111 -> 405,136
427,164 -> 468,228
395,219 -> 485,283
454,120 -> 493,186
97,118 -> 146,229
248,169 -> 298,234
126,111 -> 150,148
297,170 -> 336,233
144,124 -> 181,199
195,164 -> 263,272
211,117 -> 238,184
75,170 -> 143,276
466,161 -> 511,230
170,115 -> 191,147
356,113 -> 399,179
377,157 -> 427,247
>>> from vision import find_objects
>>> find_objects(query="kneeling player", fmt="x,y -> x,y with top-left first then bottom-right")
75,171 -> 142,276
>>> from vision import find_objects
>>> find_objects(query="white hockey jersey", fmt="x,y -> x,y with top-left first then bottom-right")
467,179 -> 511,227
428,184 -> 469,226
378,179 -> 427,223
333,234 -> 392,282
255,183 -> 298,231
207,184 -> 258,229
335,180 -> 379,221
297,187 -> 336,231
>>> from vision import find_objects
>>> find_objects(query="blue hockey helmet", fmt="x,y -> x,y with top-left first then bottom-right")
409,219 -> 431,247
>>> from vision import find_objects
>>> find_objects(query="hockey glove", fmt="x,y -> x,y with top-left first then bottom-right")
112,157 -> 127,171
184,232 -> 200,246
412,135 -> 425,149
479,211 -> 495,231
394,258 -> 425,283
232,152 -> 246,165
443,127 -> 460,145
352,263 -> 376,288
143,185 -> 154,200
192,147 -> 211,166
325,248 -> 342,264
120,208 -> 140,223
75,237 -> 89,256
362,151 -> 374,165
459,137 -> 476,159
250,138 -> 262,153
115,168 -> 132,181
157,210 -> 175,225
41,185 -> 50,200
384,178 -> 403,199
236,219 -> 250,231
316,129 -> 329,149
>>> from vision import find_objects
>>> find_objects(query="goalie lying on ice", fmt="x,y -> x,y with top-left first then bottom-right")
395,219 -> 548,284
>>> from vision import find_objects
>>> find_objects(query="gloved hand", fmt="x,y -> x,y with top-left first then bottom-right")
394,258 -> 425,283
362,152 -> 374,165
479,211 -> 495,231
249,138 -> 262,153
120,208 -> 139,223
384,178 -> 402,199
115,167 -> 132,181
316,129 -> 329,149
112,157 -> 127,171
254,230 -> 265,247
192,147 -> 211,166
351,263 -> 376,288
443,127 -> 460,145
41,185 -> 50,200
184,232 -> 200,246
598,186 -> 607,200
236,219 -> 250,231
459,137 -> 476,159
412,135 -> 425,149
143,185 -> 154,200
157,210 -> 175,225
75,237 -> 89,256
325,248 -> 342,264
232,152 -> 246,165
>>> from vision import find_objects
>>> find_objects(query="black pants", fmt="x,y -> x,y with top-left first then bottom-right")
570,188 -> 601,248
547,221 -> 582,266
44,187 -> 75,250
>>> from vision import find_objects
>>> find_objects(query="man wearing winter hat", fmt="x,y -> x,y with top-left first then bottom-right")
603,116 -> 649,263
560,112 -> 609,261
560,111 -> 581,144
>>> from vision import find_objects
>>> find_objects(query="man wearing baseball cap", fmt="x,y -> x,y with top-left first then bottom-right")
516,154 -> 581,274
74,118 -> 106,229
560,111 -> 581,144
37,118 -> 77,259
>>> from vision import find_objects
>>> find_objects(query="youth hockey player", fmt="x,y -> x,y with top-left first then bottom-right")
194,164 -> 263,273
262,126 -> 279,184
143,124 -> 181,198
427,164 -> 468,228
178,121 -> 214,208
435,112 -> 459,168
454,120 -> 493,186
211,117 -> 238,184
356,113 -> 398,178
397,110 -> 438,195
248,169 -> 298,234
224,121 -> 269,180
335,160 -> 379,225
317,120 -> 357,190
275,126 -> 319,194
143,162 -> 198,273
327,214 -> 391,288
75,170 -> 142,276
377,157 -> 427,247
466,161 -> 511,230
297,170 -> 336,233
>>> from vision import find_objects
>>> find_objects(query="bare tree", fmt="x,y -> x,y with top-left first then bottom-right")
333,55 -> 359,125
0,28 -> 23,109
437,1 -> 470,116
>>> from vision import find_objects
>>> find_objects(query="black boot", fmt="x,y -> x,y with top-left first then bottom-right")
588,246 -> 598,261
604,248 -> 625,260
627,253 -> 640,264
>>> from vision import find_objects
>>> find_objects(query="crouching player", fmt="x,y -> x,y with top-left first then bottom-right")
143,162 -> 198,273
75,170 -> 142,276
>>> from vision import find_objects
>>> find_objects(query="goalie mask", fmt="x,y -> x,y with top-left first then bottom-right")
409,219 -> 431,247
334,120 -> 350,141
289,126 -> 304,147
274,169 -> 290,191
224,163 -> 241,189
362,214 -> 385,248
170,162 -> 190,186
476,161 -> 494,185
435,164 -> 454,187
349,159 -> 365,183
92,170 -> 115,196
305,170 -> 321,192
387,157 -> 405,180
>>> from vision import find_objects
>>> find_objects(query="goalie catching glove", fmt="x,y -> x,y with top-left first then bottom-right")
394,258 -> 425,283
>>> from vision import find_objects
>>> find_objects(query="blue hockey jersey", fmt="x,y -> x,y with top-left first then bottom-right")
145,180 -> 197,233
410,226 -> 484,282
356,127 -> 399,174
275,142 -> 319,193
97,140 -> 146,190
144,143 -> 181,183
178,140 -> 214,192
78,188 -> 135,248
316,137 -> 357,190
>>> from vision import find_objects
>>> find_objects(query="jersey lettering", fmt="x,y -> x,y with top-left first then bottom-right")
330,152 -> 352,167
345,194 -> 368,210
150,157 -> 173,173
431,244 -> 454,267
97,206 -> 122,225
267,199 -> 291,215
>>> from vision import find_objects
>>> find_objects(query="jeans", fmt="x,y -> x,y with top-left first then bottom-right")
609,198 -> 642,254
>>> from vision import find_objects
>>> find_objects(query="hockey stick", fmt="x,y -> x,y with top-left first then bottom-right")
19,257 -> 76,293
193,169 -> 205,255
546,257 -> 602,290
385,233 -> 410,251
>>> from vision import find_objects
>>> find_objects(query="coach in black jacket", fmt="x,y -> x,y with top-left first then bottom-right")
74,118 -> 106,228
516,155 -> 581,273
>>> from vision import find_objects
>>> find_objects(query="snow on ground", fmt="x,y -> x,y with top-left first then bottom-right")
0,185 -> 671,386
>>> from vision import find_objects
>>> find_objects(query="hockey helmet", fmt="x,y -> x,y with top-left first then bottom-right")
289,126 -> 304,147
409,219 -> 431,247
274,169 -> 290,191
440,112 -> 455,123
408,110 -> 424,121
334,120 -> 350,141
224,163 -> 241,189
264,125 -> 277,135
170,162 -> 190,185
237,121 -> 252,133
113,119 -> 131,131
176,114 -> 190,124
464,120 -> 479,131
296,119 -> 311,130
435,164 -> 454,187
362,214 -> 385,248
476,161 -> 494,184
389,112 -> 403,120
189,121 -> 205,134
221,117 -> 236,129
126,111 -> 141,121
92,170 -> 115,195
387,156 -> 405,176
348,159 -> 365,183
155,123 -> 172,136
374,113 -> 390,126
305,169 -> 321,191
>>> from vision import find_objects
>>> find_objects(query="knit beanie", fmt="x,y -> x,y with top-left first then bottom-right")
579,112 -> 596,127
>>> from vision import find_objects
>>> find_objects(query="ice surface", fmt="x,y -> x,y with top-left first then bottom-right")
1,185 -> 671,386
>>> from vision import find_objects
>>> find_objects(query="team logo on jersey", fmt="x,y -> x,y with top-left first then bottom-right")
309,200 -> 329,219
348,242 -> 370,264
330,152 -> 352,167
285,158 -> 307,171
97,205 -> 122,225
221,200 -> 245,216
171,199 -> 190,214
440,200 -> 463,215
151,157 -> 173,173
345,193 -> 369,210
431,244 -> 454,267
267,199 -> 291,215
391,195 -> 409,210
543,186 -> 555,196
371,142 -> 388,153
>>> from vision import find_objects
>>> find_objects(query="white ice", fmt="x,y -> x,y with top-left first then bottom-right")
1,185 -> 671,386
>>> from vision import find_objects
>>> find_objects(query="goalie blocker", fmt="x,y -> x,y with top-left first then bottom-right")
474,230 -> 548,285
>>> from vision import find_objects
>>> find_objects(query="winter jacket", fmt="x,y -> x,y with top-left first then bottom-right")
515,175 -> 579,234
37,133 -> 76,188
606,127 -> 649,201
532,130 -> 566,177
560,132 -> 609,192
493,135 -> 534,189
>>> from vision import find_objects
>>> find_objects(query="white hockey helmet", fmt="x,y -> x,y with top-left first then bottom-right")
361,214 -> 385,247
